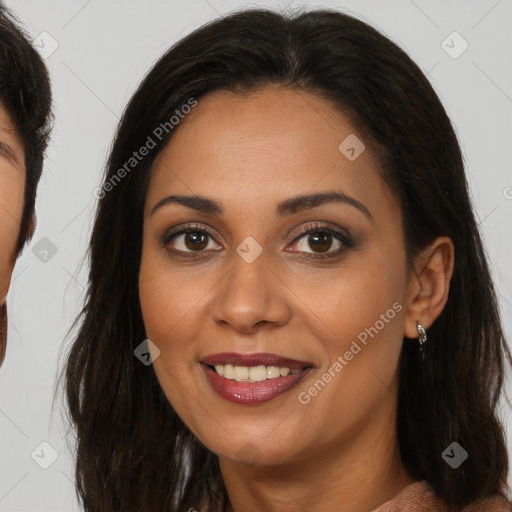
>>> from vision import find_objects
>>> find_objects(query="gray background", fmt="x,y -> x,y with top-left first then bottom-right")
0,0 -> 511,510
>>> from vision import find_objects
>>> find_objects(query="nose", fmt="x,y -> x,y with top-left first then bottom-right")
210,248 -> 292,335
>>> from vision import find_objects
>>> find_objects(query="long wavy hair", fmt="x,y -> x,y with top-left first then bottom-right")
61,7 -> 512,511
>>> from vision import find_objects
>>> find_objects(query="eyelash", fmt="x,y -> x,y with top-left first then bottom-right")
160,222 -> 353,260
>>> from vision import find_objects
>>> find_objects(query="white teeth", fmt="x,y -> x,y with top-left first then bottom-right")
248,366 -> 267,382
213,364 -> 305,381
233,366 -> 249,381
266,366 -> 281,379
223,364 -> 234,379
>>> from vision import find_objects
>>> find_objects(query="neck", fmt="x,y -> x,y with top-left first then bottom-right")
220,383 -> 415,512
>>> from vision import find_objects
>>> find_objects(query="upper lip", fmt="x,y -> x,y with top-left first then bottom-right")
200,352 -> 313,370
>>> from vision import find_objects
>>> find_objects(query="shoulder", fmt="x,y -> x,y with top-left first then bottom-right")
373,480 -> 511,512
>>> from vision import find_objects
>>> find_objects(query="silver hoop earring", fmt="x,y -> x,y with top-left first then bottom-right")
417,322 -> 427,359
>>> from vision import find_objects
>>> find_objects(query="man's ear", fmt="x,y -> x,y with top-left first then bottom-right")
0,260 -> 15,305
403,236 -> 455,339
26,213 -> 36,242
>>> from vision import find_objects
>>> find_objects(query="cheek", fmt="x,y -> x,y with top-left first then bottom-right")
289,241 -> 406,354
138,247 -> 216,433
138,240 -> 220,395
324,263 -> 405,352
299,249 -> 406,432
139,255 -> 209,350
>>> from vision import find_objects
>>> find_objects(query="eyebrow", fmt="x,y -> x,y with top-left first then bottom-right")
150,191 -> 373,221
0,140 -> 20,168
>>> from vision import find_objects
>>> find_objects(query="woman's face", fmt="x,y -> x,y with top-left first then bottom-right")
0,103 -> 25,304
139,87 -> 410,466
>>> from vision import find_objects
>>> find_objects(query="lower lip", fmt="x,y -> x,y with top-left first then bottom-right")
200,363 -> 313,405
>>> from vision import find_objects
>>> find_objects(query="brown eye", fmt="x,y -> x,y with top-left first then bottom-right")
182,231 -> 209,251
293,231 -> 343,255
305,232 -> 334,253
161,224 -> 222,255
169,229 -> 216,252
288,223 -> 353,258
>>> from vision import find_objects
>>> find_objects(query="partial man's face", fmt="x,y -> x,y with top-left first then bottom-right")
0,102 -> 25,361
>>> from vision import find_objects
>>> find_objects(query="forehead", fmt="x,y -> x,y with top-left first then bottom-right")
146,88 -> 396,221
155,87 -> 364,167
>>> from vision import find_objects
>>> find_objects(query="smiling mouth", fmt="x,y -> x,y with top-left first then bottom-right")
205,363 -> 313,382
199,352 -> 315,404
200,362 -> 314,405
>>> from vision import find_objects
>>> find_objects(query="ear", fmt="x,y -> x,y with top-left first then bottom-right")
0,262 -> 14,306
0,249 -> 16,302
26,213 -> 36,242
403,236 -> 455,339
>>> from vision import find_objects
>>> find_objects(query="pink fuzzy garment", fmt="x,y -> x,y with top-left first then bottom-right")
372,480 -> 511,511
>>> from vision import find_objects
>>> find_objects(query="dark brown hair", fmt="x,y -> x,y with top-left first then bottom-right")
0,2 -> 52,365
62,7 -> 512,511
0,2 -> 52,253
